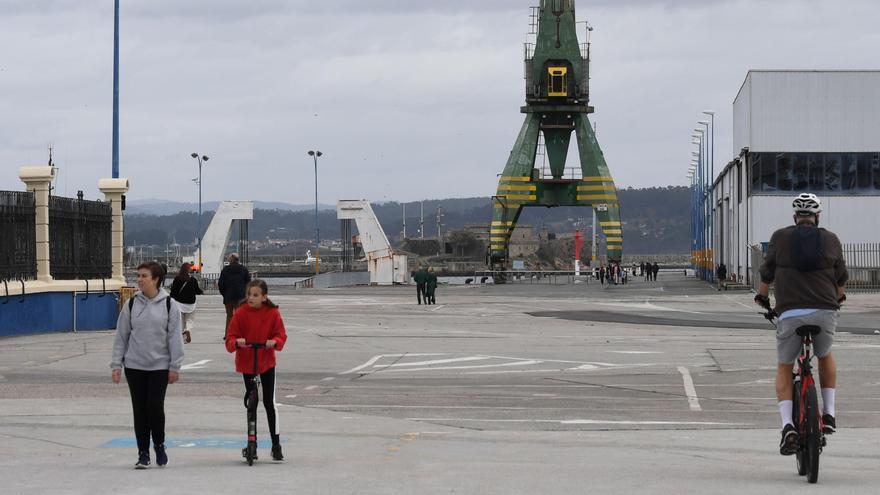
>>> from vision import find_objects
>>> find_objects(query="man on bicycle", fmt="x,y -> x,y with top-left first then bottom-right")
754,193 -> 848,456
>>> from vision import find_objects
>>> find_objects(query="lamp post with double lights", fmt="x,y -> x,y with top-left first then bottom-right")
190,153 -> 209,270
307,150 -> 322,275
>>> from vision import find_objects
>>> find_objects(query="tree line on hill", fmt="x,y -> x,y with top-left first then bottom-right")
124,186 -> 690,254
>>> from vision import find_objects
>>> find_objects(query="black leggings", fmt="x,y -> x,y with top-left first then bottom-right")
243,367 -> 280,445
125,368 -> 169,452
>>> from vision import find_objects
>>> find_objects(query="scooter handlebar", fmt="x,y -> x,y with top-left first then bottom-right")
236,343 -> 266,349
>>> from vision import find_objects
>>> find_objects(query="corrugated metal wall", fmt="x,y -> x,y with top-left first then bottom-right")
734,71 -> 880,153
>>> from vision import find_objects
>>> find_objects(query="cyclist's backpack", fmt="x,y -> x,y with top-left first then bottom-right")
129,296 -> 172,332
790,225 -> 824,271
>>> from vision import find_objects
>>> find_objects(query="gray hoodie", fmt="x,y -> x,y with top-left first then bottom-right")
111,289 -> 185,372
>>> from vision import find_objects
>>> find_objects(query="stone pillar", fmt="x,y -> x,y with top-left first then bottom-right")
98,178 -> 130,282
19,166 -> 56,283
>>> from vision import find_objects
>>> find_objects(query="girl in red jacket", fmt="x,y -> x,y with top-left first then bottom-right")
225,279 -> 288,461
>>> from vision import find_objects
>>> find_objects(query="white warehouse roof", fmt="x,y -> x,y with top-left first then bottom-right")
733,70 -> 880,154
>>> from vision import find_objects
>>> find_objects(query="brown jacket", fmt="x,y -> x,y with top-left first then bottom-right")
759,224 -> 848,314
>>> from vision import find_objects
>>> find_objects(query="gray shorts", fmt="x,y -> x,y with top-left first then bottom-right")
777,310 -> 838,364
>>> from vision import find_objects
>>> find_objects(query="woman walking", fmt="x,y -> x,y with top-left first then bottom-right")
169,262 -> 203,343
111,261 -> 185,469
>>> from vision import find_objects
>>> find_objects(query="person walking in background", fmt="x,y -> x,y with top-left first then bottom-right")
111,261 -> 185,469
219,253 -> 251,339
226,279 -> 288,462
169,262 -> 203,344
414,265 -> 429,304
652,262 -> 660,282
426,267 -> 438,305
599,265 -> 606,285
716,263 -> 728,291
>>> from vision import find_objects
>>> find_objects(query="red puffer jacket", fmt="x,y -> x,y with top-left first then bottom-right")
225,304 -> 287,375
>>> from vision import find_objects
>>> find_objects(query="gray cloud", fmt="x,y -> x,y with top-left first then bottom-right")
1,0 -> 878,206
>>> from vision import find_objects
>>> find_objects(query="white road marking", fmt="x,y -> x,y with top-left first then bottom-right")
180,359 -> 212,370
321,377 -> 335,381
722,294 -> 754,310
340,353 -> 446,375
405,418 -> 748,426
285,394 -> 297,398
380,360 -> 543,372
677,366 -> 702,412
305,385 -> 318,391
377,356 -> 486,368
430,305 -> 446,312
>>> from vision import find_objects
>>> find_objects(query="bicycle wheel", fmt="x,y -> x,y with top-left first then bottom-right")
792,379 -> 807,476
804,385 -> 821,483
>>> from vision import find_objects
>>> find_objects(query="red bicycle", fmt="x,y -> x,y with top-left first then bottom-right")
763,309 -> 826,483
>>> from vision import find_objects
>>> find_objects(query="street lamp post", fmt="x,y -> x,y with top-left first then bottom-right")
308,150 -> 322,275
697,120 -> 712,281
702,110 -> 716,278
190,153 -> 209,271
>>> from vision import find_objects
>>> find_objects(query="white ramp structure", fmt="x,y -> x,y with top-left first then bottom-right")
337,200 -> 408,285
195,201 -> 253,275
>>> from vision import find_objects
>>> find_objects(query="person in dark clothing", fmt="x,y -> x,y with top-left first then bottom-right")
716,263 -> 728,290
599,266 -> 606,285
652,262 -> 660,281
169,262 -> 203,343
413,266 -> 429,304
218,253 -> 251,339
639,262 -> 645,277
426,267 -> 438,305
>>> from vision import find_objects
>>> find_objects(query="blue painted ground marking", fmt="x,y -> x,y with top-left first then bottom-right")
101,438 -> 280,449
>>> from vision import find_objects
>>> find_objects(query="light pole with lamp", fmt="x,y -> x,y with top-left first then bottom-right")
307,150 -> 322,275
697,120 -> 712,281
190,153 -> 209,271
701,111 -> 716,277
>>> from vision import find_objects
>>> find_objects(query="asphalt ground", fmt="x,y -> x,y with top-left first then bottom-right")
1,274 -> 879,494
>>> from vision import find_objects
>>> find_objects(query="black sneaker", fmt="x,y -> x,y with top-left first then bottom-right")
271,443 -> 284,461
154,443 -> 168,467
135,451 -> 151,469
822,414 -> 836,434
780,424 -> 798,456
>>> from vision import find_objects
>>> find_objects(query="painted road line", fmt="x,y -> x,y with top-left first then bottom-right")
180,359 -> 212,370
305,385 -> 318,391
285,394 -> 297,398
678,366 -> 702,412
381,360 -> 543,373
430,305 -> 446,312
321,377 -> 335,382
404,418 -> 748,426
339,353 -> 447,375
378,356 -> 487,368
103,438 -> 280,448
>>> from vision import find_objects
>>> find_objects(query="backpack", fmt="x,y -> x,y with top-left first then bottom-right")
790,225 -> 824,272
129,296 -> 172,332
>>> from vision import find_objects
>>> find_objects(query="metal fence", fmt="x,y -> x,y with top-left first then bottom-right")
0,191 -> 36,281
750,242 -> 880,293
843,243 -> 880,293
49,196 -> 112,280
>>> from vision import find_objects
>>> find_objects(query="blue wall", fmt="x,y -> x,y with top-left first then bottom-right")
0,292 -> 119,337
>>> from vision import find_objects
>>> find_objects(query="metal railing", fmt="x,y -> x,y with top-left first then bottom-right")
0,191 -> 36,281
49,196 -> 112,280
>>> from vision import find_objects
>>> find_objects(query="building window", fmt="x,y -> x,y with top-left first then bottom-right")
737,162 -> 743,204
751,152 -> 880,195
750,154 -> 761,193
808,155 -> 824,191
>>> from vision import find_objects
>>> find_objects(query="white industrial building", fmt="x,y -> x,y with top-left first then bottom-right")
712,70 -> 880,284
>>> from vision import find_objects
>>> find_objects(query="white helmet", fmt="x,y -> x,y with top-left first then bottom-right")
792,193 -> 822,215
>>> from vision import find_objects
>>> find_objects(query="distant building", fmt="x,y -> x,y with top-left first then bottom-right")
713,70 -> 880,283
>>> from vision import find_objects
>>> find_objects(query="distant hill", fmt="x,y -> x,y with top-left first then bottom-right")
124,187 -> 691,254
125,198 -> 334,215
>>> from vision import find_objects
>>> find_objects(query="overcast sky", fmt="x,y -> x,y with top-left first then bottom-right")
2,0 -> 879,204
